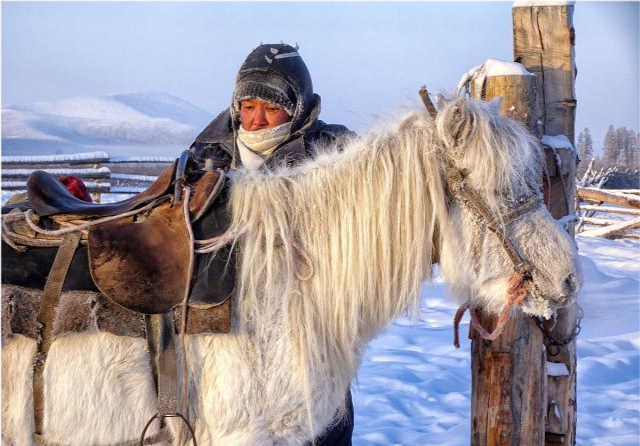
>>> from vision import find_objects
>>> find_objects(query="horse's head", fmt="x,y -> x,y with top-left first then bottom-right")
433,98 -> 581,319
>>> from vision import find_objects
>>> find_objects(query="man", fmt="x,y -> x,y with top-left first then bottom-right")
189,43 -> 355,445
190,43 -> 354,172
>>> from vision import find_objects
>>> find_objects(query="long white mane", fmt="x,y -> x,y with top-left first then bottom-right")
228,111 -> 447,427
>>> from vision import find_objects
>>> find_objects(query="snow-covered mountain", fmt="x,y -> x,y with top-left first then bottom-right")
2,93 -> 214,156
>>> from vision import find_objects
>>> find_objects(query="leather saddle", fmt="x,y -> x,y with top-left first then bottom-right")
23,151 -> 234,315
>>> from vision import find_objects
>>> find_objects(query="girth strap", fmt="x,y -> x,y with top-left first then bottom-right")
33,231 -> 82,435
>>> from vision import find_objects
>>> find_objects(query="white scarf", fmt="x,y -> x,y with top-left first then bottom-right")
237,122 -> 292,170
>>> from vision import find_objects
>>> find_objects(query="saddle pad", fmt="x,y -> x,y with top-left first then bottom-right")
88,200 -> 193,314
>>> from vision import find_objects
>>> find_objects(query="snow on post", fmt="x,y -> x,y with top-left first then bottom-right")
461,58 -> 538,133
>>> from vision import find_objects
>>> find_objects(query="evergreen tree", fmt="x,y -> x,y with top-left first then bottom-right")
603,125 -> 618,168
576,128 -> 594,177
616,127 -> 628,166
625,129 -> 639,169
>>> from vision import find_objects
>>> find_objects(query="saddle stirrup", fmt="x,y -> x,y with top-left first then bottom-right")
142,312 -> 197,446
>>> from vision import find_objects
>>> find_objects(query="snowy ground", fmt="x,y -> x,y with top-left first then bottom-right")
1,189 -> 638,445
352,236 -> 640,446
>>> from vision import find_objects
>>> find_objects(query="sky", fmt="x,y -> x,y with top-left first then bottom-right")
1,1 -> 638,154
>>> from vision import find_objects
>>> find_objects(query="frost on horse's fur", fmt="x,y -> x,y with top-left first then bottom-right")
1,99 -> 581,446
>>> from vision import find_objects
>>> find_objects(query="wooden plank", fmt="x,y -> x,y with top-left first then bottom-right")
483,75 -> 538,132
580,216 -> 640,238
579,216 -> 622,227
469,70 -> 547,446
470,311 -> 546,446
578,205 -> 640,216
1,152 -> 110,165
513,3 -> 576,145
577,187 -> 640,209
1,167 -> 111,180
1,181 -> 111,193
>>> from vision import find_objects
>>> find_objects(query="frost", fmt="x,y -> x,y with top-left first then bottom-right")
546,362 -> 570,377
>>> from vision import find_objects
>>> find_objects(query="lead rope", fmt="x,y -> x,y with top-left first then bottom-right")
453,270 -> 528,348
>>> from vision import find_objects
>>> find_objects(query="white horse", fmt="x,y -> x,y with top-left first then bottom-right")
1,98 -> 581,446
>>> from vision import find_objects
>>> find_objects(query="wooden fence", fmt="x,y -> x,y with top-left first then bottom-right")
1,151 -> 175,201
576,160 -> 640,239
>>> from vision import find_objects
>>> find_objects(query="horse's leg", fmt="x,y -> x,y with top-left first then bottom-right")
42,333 -> 159,445
1,334 -> 37,446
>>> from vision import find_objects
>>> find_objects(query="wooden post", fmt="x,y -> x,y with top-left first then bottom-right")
469,71 -> 546,446
513,3 -> 578,445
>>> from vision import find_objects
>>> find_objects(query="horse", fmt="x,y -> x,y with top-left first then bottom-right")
1,97 -> 581,446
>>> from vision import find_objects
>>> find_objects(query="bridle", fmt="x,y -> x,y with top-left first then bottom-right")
419,87 -> 548,346
439,150 -> 544,347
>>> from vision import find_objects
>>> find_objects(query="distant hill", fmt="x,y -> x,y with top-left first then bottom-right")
2,93 -> 214,156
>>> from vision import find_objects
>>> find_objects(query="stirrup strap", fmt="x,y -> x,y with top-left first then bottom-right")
33,231 -> 82,435
143,312 -> 198,445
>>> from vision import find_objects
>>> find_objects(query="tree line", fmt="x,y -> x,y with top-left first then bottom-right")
576,126 -> 639,177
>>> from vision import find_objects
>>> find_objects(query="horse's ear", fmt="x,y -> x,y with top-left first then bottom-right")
449,98 -> 474,144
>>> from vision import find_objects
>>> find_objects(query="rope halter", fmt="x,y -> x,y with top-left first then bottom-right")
441,152 -> 541,347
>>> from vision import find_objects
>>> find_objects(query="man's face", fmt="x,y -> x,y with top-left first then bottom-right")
240,98 -> 291,131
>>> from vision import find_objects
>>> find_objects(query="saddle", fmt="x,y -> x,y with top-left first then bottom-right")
4,151 -> 235,444
24,151 -> 231,315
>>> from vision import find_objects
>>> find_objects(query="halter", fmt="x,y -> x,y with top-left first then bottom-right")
417,89 -> 543,346
440,151 -> 543,347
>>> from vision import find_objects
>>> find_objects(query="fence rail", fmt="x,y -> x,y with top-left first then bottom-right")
1,151 -> 174,201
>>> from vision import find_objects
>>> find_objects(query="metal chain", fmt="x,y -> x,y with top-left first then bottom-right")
534,304 -> 584,356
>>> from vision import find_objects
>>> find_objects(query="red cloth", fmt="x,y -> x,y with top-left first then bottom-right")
58,176 -> 93,203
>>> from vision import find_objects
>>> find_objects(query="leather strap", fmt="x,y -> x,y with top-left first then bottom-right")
143,313 -> 198,445
144,313 -> 178,416
33,232 -> 82,435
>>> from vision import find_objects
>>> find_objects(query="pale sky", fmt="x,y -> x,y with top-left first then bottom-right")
2,1 -> 638,153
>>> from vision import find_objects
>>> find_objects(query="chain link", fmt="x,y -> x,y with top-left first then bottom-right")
534,304 -> 583,356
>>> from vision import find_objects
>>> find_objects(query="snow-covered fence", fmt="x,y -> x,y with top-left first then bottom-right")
1,151 -> 174,202
575,158 -> 640,237
576,187 -> 640,238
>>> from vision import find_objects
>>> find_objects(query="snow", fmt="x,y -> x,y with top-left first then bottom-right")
456,58 -> 532,96
1,93 -> 212,155
513,1 -> 575,8
542,134 -> 575,150
547,361 -> 570,377
351,236 -> 638,445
